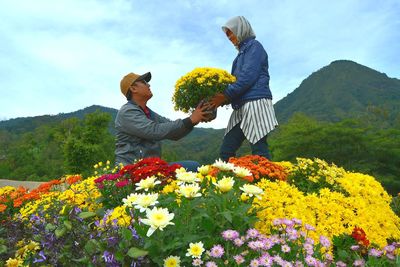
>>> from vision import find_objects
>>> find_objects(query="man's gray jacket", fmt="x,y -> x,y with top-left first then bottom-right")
115,100 -> 194,165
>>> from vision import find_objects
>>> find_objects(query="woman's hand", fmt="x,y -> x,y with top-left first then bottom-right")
210,93 -> 227,108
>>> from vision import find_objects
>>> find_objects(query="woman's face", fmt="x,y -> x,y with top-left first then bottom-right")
225,28 -> 239,46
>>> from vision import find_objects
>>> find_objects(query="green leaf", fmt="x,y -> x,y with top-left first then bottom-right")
78,211 -> 96,219
45,223 -> 56,231
221,211 -> 233,223
121,228 -> 133,241
84,239 -> 100,254
127,247 -> 148,258
55,227 -> 66,238
0,244 -> 7,254
63,220 -> 72,230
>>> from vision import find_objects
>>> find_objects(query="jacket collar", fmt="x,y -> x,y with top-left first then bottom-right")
239,36 -> 255,51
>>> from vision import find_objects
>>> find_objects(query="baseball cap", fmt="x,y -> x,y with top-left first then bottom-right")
120,72 -> 151,96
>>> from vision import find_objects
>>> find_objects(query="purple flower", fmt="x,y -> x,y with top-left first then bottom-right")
102,250 -> 115,263
33,250 -> 46,263
273,218 -> 283,225
319,235 -> 331,248
384,245 -> 395,253
246,228 -> 260,239
386,253 -> 395,260
368,248 -> 382,257
192,258 -> 203,266
353,259 -> 365,267
282,218 -> 294,227
295,261 -> 305,267
305,255 -> 316,266
205,261 -> 218,267
209,244 -> 224,258
233,238 -> 244,247
248,240 -> 264,251
292,218 -> 302,225
233,255 -> 245,264
221,229 -> 240,240
350,245 -> 360,251
305,224 -> 315,231
335,261 -> 347,267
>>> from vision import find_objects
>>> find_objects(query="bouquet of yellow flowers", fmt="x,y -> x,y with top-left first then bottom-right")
172,67 -> 236,113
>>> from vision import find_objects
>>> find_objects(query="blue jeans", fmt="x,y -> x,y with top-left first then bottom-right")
170,160 -> 200,172
220,123 -> 271,162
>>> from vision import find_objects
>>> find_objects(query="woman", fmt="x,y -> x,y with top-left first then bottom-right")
210,16 -> 278,161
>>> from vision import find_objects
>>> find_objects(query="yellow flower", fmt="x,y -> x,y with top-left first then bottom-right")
213,176 -> 235,193
186,241 -> 205,258
5,258 -> 23,267
240,184 -> 264,199
135,176 -> 161,191
197,165 -> 211,176
164,255 -> 181,267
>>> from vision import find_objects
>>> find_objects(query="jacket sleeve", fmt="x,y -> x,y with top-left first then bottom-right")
119,107 -> 193,141
224,41 -> 265,100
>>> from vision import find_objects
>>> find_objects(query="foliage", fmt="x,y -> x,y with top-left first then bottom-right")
172,67 -> 236,113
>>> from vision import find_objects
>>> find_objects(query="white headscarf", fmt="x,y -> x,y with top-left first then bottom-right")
222,16 -> 256,44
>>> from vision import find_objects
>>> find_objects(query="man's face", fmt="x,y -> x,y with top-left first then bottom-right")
132,80 -> 153,100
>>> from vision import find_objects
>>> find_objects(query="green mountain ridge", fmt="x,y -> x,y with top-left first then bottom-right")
274,60 -> 400,123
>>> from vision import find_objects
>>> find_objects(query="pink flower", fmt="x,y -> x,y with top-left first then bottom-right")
233,238 -> 244,247
221,229 -> 240,240
353,259 -> 365,267
281,244 -> 291,253
319,235 -> 331,248
209,245 -> 224,258
233,255 -> 245,264
368,248 -> 382,257
246,228 -> 260,239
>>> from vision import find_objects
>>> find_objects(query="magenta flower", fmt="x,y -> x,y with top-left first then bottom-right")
115,179 -> 129,188
246,228 -> 260,239
221,229 -> 240,240
233,254 -> 245,264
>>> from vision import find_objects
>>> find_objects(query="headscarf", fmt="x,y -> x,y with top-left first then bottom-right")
222,16 -> 256,44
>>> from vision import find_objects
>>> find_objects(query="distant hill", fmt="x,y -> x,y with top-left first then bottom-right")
274,60 -> 400,124
0,105 -> 118,134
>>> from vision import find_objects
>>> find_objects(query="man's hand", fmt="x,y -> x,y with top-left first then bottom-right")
189,102 -> 211,125
210,93 -> 227,108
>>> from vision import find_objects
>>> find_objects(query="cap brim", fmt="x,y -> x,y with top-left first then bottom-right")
136,72 -> 151,82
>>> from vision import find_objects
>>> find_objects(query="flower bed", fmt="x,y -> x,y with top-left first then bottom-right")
1,157 -> 399,266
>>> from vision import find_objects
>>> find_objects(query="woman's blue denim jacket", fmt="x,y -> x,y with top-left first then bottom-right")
224,37 -> 272,109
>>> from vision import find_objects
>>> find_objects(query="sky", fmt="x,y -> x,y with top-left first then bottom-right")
0,0 -> 399,129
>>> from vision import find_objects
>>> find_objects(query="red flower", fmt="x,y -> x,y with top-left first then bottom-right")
351,226 -> 370,247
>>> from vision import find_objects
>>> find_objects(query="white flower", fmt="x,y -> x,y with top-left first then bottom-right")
176,171 -> 200,184
239,184 -> 264,199
213,176 -> 235,193
133,193 -> 159,212
197,165 -> 211,176
212,159 -> 235,171
175,167 -> 187,174
186,241 -> 205,258
136,176 -> 161,191
178,183 -> 202,198
122,192 -> 141,207
233,166 -> 252,178
140,207 -> 175,237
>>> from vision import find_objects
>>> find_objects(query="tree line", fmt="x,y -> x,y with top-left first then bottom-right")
0,110 -> 398,195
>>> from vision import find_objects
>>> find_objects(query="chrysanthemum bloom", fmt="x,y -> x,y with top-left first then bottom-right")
319,235 -> 331,248
136,176 -> 161,191
140,207 -> 174,237
212,159 -> 235,171
353,259 -> 365,266
233,238 -> 244,247
133,193 -> 159,212
198,165 -> 211,176
250,259 -> 260,267
176,171 -> 200,184
122,193 -> 140,207
192,258 -> 203,266
186,241 -> 205,258
209,244 -> 225,258
304,224 -> 315,231
233,255 -> 245,264
163,255 -> 180,267
281,244 -> 291,253
213,176 -> 235,193
239,184 -> 263,199
205,261 -> 218,267
221,229 -> 240,240
233,166 -> 252,178
178,183 -> 202,198
368,248 -> 382,257
246,228 -> 260,239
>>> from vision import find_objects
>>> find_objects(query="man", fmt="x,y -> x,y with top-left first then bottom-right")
115,71 -> 210,170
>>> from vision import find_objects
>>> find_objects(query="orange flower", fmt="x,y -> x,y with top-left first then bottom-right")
0,204 -> 7,213
66,175 -> 82,185
351,226 -> 370,247
229,155 -> 288,182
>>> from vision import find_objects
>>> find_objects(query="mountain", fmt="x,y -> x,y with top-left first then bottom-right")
0,105 -> 118,134
274,60 -> 400,123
